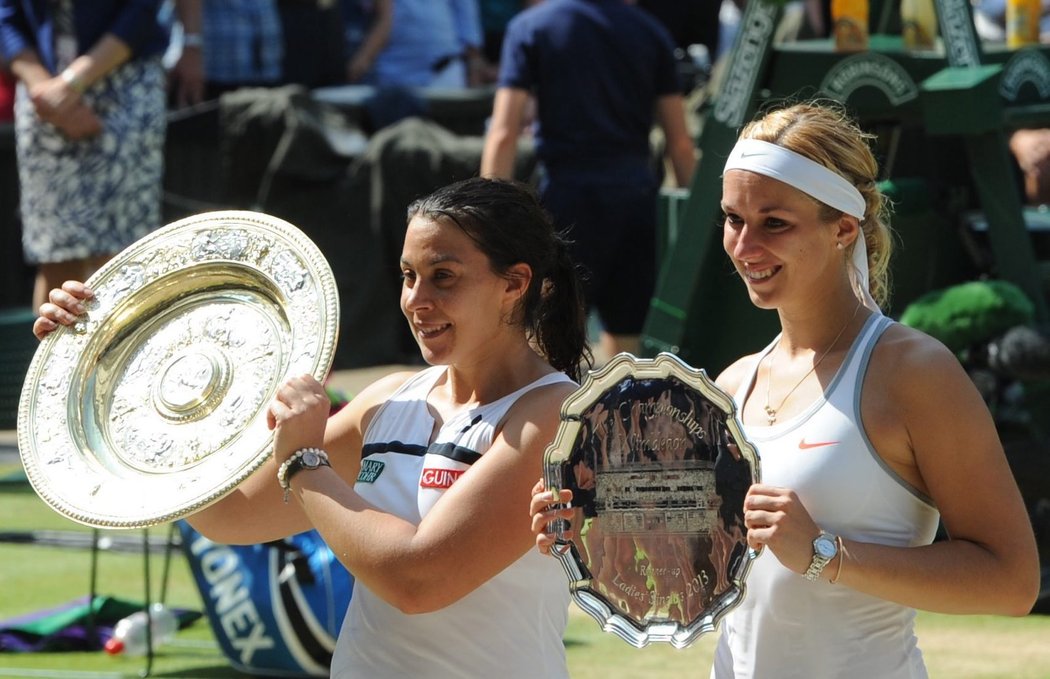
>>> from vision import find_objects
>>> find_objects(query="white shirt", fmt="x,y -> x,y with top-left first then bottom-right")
713,314 -> 940,679
331,366 -> 573,678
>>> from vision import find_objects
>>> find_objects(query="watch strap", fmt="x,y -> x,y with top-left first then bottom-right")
277,448 -> 330,502
803,531 -> 837,582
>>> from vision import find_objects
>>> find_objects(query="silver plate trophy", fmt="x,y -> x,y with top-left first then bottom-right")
17,211 -> 339,529
543,353 -> 760,648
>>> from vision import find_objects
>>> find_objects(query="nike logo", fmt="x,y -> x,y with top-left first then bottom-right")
798,438 -> 839,450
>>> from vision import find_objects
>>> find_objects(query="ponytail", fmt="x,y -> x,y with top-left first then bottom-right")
533,234 -> 592,383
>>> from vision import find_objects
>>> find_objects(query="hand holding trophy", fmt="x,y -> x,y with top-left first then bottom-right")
540,353 -> 760,648
19,211 -> 339,528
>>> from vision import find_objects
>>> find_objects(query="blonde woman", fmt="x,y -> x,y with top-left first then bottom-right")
532,102 -> 1039,678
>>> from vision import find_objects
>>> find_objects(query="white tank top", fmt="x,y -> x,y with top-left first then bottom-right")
712,314 -> 940,679
330,366 -> 573,679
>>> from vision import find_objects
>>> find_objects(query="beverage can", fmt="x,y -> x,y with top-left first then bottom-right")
901,0 -> 939,50
832,0 -> 870,52
1007,0 -> 1041,48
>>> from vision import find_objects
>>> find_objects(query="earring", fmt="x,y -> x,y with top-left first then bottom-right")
836,242 -> 844,250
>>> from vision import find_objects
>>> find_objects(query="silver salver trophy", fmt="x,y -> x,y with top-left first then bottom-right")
543,353 -> 760,648
17,211 -> 340,529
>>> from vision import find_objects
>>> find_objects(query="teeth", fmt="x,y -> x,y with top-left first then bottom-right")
746,267 -> 775,280
418,324 -> 449,337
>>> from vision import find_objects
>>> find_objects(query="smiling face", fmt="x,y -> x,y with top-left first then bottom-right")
399,215 -> 529,367
721,170 -> 855,312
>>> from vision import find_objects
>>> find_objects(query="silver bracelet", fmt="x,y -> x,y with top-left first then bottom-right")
59,68 -> 86,94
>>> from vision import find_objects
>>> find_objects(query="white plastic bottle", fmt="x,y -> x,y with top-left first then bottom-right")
103,603 -> 179,656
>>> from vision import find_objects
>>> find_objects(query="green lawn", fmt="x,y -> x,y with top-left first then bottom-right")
2,465 -> 1049,678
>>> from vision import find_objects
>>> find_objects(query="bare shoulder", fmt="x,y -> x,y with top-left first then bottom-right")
499,377 -> 578,446
867,322 -> 983,417
871,323 -> 969,385
512,378 -> 577,421
328,369 -> 422,442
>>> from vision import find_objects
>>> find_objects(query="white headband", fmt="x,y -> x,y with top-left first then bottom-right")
849,232 -> 880,312
724,138 -> 880,312
723,139 -> 866,220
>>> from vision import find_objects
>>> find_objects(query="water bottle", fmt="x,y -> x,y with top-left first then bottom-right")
103,603 -> 179,656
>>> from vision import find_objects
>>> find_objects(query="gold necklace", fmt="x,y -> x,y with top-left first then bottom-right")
763,303 -> 862,425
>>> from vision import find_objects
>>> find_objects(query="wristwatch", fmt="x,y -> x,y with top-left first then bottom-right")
277,448 -> 331,502
803,531 -> 839,581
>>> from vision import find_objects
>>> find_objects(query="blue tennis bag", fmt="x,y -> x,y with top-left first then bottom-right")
176,521 -> 354,677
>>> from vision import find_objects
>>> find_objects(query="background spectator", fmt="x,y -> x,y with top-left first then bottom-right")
368,0 -> 484,88
170,0 -> 349,108
170,0 -> 283,105
481,0 -> 696,359
0,0 -> 169,310
342,0 -> 392,83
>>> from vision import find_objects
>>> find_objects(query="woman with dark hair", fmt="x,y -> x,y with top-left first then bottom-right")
35,176 -> 592,678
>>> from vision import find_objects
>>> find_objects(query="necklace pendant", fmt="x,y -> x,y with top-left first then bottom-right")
764,405 -> 777,425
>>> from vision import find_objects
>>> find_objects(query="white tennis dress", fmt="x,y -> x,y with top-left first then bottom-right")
330,366 -> 573,678
713,313 -> 940,679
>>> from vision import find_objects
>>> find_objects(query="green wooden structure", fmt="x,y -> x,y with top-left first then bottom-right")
642,0 -> 1050,374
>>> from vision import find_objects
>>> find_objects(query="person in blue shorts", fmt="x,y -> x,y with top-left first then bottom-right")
481,0 -> 696,359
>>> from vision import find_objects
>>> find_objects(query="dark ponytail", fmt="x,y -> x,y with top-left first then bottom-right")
408,177 -> 593,381
534,233 -> 591,382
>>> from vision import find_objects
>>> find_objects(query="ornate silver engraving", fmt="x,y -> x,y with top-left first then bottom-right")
18,211 -> 340,528
543,353 -> 760,648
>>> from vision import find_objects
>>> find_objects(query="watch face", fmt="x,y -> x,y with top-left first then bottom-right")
302,451 -> 321,468
816,536 -> 837,558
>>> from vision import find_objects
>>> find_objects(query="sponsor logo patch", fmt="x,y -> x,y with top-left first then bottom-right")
420,467 -> 465,489
798,438 -> 839,450
357,459 -> 386,483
